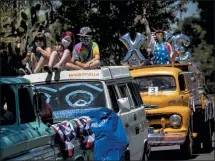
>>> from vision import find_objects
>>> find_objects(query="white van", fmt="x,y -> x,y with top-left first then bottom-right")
23,66 -> 150,160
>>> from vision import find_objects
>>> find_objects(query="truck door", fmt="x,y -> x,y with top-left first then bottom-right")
114,82 -> 146,160
18,86 -> 58,160
179,73 -> 190,106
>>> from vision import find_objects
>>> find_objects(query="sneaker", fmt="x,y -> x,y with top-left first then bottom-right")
25,67 -> 32,75
44,65 -> 52,74
52,66 -> 62,72
18,68 -> 27,75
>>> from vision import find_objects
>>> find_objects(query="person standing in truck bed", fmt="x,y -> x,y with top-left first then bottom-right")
141,18 -> 179,65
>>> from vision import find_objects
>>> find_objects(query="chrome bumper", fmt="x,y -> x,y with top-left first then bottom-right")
148,132 -> 186,146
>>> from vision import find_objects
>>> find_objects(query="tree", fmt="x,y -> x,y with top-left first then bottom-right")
181,5 -> 215,93
0,0 -> 57,76
194,0 -> 214,45
0,0 -> 185,75
56,0 -> 179,65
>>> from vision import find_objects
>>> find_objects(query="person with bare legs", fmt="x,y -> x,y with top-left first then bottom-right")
44,31 -> 77,73
19,32 -> 52,74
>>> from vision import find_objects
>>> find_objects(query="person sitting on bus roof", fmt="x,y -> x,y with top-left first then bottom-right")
66,27 -> 101,70
19,32 -> 52,74
44,31 -> 78,73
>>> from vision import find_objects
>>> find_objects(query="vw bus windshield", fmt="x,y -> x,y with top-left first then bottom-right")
34,81 -> 107,111
134,75 -> 176,92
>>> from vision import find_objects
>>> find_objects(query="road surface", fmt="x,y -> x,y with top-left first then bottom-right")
149,133 -> 214,160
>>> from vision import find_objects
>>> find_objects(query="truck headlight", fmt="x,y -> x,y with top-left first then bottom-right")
169,114 -> 181,126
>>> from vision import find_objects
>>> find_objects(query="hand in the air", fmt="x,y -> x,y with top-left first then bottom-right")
140,18 -> 148,26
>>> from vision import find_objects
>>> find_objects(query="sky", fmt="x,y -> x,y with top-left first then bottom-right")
176,1 -> 199,19
171,1 -> 199,31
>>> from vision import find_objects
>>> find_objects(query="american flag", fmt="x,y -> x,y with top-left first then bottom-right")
51,116 -> 95,158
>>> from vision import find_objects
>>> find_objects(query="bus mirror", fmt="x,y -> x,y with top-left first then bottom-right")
117,97 -> 131,112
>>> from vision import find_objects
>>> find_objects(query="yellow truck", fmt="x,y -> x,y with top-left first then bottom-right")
130,63 -> 214,158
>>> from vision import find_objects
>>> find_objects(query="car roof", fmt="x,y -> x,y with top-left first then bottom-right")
22,66 -> 132,84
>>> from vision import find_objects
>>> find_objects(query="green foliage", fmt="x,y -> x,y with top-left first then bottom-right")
182,15 -> 214,93
0,0 -> 58,56
193,0 -> 214,45
0,0 -> 59,76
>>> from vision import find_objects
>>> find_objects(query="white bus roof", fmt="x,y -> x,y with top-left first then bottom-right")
21,66 -> 131,84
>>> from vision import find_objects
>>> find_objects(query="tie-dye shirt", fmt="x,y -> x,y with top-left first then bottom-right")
73,42 -> 100,63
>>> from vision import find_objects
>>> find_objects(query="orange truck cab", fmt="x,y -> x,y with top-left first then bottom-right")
130,63 -> 214,158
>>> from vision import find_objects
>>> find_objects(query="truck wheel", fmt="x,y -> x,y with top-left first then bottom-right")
180,128 -> 193,158
210,119 -> 214,133
142,145 -> 150,161
122,150 -> 130,161
193,136 -> 201,154
142,151 -> 148,161
202,120 -> 212,152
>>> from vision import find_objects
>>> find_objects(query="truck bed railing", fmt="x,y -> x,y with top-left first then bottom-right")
129,62 -> 199,72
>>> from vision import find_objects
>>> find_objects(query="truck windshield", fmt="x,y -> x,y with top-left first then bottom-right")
34,81 -> 107,111
134,75 -> 176,92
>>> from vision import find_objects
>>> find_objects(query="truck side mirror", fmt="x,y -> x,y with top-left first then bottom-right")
117,97 -> 131,113
33,92 -> 53,125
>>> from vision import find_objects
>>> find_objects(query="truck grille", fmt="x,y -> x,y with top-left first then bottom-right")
146,114 -> 178,130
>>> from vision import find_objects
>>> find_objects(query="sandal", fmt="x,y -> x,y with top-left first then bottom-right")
25,67 -> 33,74
53,64 -> 64,72
52,66 -> 61,72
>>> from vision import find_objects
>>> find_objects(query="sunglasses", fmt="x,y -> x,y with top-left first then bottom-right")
79,36 -> 91,41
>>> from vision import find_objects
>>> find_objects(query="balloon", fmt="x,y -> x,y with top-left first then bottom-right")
177,51 -> 192,62
119,32 -> 146,62
164,32 -> 174,42
178,46 -> 185,53
172,34 -> 191,50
